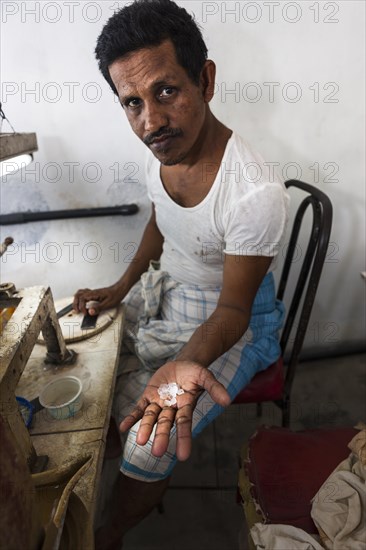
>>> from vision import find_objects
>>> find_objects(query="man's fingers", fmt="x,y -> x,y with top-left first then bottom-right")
136,402 -> 162,446
150,406 -> 176,457
119,397 -> 148,432
73,289 -> 91,313
202,370 -> 231,407
175,403 -> 193,461
86,300 -> 102,316
72,287 -> 117,316
119,414 -> 137,433
75,294 -> 103,315
87,296 -> 111,315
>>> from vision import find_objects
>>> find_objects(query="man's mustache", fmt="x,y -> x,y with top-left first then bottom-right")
143,128 -> 183,146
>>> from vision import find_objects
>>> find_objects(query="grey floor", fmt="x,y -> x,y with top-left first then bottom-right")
98,353 -> 366,550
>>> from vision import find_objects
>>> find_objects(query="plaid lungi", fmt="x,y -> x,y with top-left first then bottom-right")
112,264 -> 284,481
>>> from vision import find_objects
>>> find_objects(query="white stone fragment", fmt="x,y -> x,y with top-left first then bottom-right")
86,300 -> 100,310
158,382 -> 185,406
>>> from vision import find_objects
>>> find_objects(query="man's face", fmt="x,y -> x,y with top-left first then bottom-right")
109,40 -> 209,166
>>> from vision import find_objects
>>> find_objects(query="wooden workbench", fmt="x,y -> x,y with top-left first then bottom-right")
15,305 -> 124,546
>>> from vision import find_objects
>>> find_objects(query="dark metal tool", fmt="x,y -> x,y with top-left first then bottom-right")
0,204 -> 139,225
56,303 -> 74,319
56,303 -> 98,329
80,312 -> 98,330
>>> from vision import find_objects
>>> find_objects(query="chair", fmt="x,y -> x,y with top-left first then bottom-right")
238,425 -> 358,550
232,179 -> 333,427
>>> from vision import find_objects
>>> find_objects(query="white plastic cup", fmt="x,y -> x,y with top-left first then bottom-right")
39,376 -> 83,420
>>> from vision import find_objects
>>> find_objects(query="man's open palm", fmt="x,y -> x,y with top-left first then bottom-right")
119,361 -> 231,461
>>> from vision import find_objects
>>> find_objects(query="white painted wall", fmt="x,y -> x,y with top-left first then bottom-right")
1,1 -> 365,352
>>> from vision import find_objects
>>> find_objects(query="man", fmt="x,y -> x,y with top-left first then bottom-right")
73,1 -> 289,548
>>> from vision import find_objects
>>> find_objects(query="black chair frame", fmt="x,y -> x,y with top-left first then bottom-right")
273,179 -> 333,426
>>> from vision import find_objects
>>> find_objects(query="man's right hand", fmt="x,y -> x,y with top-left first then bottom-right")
73,285 -> 124,316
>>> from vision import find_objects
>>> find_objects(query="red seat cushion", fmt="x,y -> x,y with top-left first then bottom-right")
233,357 -> 284,404
245,425 -> 358,533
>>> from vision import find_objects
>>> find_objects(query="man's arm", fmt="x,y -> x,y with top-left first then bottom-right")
120,254 -> 273,460
73,204 -> 163,314
176,254 -> 272,365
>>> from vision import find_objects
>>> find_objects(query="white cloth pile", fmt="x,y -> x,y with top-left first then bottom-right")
251,425 -> 366,549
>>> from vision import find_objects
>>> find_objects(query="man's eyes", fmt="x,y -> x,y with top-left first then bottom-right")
160,86 -> 176,97
124,87 -> 176,109
125,98 -> 141,108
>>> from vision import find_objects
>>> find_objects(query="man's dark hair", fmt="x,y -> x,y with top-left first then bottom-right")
95,0 -> 208,95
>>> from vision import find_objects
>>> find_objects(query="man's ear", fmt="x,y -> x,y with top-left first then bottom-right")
199,60 -> 216,103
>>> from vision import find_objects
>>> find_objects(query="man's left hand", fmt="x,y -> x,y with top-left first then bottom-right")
119,361 -> 231,461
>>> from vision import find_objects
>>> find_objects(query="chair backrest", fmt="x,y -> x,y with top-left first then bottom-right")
277,180 -> 333,394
